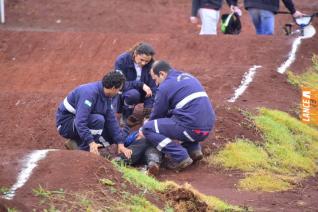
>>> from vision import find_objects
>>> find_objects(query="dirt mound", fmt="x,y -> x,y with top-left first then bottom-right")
0,150 -> 146,210
165,187 -> 208,211
0,0 -> 318,210
0,198 -> 29,211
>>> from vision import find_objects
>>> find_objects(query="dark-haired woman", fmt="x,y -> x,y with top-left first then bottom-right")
114,42 -> 157,125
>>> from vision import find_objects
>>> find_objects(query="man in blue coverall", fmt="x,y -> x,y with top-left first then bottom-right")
56,71 -> 132,158
142,61 -> 216,170
113,42 -> 157,125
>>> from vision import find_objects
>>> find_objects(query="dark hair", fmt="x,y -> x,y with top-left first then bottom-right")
130,42 -> 155,57
102,71 -> 126,89
151,60 -> 171,76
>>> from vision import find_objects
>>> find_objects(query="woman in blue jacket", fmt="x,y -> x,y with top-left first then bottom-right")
114,42 -> 157,125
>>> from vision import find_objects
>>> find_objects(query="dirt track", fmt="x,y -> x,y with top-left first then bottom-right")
1,0 -> 318,210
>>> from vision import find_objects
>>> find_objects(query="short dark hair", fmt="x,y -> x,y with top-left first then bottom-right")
151,60 -> 171,76
130,42 -> 155,57
102,71 -> 126,89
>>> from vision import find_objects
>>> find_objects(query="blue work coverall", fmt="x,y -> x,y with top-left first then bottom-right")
142,70 -> 216,162
56,81 -> 124,151
114,52 -> 157,118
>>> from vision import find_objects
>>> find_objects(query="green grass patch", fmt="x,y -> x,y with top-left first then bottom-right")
0,186 -> 10,195
32,184 -> 133,211
191,189 -> 245,211
287,54 -> 318,89
114,162 -> 242,211
126,194 -> 161,212
256,108 -> 318,176
239,171 -> 291,192
211,108 -> 318,192
210,139 -> 269,172
113,161 -> 167,192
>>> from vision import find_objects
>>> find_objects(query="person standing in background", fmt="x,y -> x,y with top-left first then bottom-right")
190,0 -> 241,35
244,0 -> 304,35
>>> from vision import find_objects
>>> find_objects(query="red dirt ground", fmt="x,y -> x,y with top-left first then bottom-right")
0,0 -> 318,211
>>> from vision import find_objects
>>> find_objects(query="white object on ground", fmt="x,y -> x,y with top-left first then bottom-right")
3,149 -> 56,200
0,0 -> 4,23
228,65 -> 262,103
277,25 -> 316,74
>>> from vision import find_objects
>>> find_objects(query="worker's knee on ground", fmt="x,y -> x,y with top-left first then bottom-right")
145,147 -> 162,164
88,114 -> 105,129
123,89 -> 141,105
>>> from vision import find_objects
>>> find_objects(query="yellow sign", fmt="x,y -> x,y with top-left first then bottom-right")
301,88 -> 318,125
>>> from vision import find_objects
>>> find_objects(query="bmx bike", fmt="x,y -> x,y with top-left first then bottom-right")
283,12 -> 318,36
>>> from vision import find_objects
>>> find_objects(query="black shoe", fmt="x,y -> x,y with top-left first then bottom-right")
147,161 -> 160,176
189,150 -> 204,162
166,157 -> 193,171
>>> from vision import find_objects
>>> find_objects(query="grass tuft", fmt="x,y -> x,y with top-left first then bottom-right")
182,183 -> 245,211
113,162 -> 242,211
113,161 -> 167,192
239,171 -> 291,192
210,139 -> 269,172
287,54 -> 318,89
211,107 -> 318,192
127,195 -> 161,212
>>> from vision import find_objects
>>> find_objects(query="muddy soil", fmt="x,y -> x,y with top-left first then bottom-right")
0,0 -> 318,211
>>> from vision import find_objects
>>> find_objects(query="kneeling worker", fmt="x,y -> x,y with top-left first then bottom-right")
143,60 -> 216,170
56,71 -> 132,158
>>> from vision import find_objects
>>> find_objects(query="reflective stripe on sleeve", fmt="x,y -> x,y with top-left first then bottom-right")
175,92 -> 208,109
63,97 -> 76,114
89,129 -> 103,135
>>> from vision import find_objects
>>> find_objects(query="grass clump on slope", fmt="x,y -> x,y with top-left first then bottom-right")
287,54 -> 318,90
210,108 -> 318,192
113,161 -> 243,211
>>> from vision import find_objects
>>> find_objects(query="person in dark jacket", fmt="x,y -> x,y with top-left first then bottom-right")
56,71 -> 132,158
244,0 -> 304,35
190,0 -> 241,35
116,117 -> 163,176
114,42 -> 157,125
142,61 -> 216,171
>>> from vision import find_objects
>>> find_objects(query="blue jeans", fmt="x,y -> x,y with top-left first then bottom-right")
248,8 -> 275,35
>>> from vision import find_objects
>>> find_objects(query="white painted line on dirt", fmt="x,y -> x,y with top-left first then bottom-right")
277,25 -> 316,74
3,149 -> 56,200
0,0 -> 4,23
228,65 -> 262,103
277,37 -> 302,74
